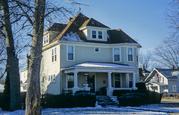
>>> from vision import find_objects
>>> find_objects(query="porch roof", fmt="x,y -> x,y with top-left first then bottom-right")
63,62 -> 136,73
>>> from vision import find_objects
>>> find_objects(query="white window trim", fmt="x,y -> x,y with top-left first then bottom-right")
91,30 -> 104,40
91,30 -> 97,39
112,47 -> 121,62
98,31 -> 103,39
43,34 -> 49,45
66,45 -> 75,61
52,47 -> 57,62
127,47 -> 134,62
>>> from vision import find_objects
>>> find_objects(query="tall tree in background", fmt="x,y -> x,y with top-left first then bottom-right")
25,0 -> 46,114
0,0 -> 21,110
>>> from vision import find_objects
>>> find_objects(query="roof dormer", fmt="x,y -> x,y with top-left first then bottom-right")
79,18 -> 110,42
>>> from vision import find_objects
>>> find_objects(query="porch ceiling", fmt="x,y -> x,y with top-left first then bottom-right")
63,62 -> 136,73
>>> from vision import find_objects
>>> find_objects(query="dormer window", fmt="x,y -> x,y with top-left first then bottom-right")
92,30 -> 96,38
98,31 -> 103,39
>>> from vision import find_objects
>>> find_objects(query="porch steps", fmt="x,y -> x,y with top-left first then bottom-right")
96,96 -> 118,107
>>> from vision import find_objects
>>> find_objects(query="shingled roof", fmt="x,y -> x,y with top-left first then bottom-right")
47,23 -> 66,32
46,13 -> 140,46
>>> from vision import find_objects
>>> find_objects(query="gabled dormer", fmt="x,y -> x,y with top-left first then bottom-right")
79,18 -> 110,42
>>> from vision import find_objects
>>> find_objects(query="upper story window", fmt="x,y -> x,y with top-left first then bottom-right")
52,48 -> 57,62
92,30 -> 96,38
128,48 -> 133,61
113,48 -> 121,62
67,46 -> 74,61
43,34 -> 49,45
98,31 -> 103,39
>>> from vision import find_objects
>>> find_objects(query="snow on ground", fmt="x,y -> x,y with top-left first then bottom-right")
129,104 -> 179,113
0,106 -> 168,115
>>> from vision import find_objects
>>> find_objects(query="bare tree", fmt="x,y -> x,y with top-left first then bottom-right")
139,51 -> 152,70
0,0 -> 21,110
24,0 -> 46,114
154,38 -> 179,69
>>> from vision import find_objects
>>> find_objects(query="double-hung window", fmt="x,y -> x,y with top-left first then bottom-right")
67,46 -> 74,61
98,31 -> 102,39
113,48 -> 121,62
128,48 -> 133,61
52,48 -> 57,62
92,30 -> 96,38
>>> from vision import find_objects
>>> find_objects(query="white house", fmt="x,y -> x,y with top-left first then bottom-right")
20,69 -> 28,92
145,68 -> 179,94
39,13 -> 141,96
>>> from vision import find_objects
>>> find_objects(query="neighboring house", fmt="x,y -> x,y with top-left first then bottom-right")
145,68 -> 179,94
20,69 -> 28,92
39,13 -> 141,96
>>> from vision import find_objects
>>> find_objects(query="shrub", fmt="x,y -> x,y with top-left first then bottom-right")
113,90 -> 136,96
41,94 -> 96,108
136,82 -> 147,92
118,91 -> 162,106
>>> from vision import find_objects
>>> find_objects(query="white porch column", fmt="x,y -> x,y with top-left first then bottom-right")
107,72 -> 112,96
132,73 -> 136,89
73,71 -> 78,94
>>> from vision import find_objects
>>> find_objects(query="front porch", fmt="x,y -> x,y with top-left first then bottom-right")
62,62 -> 137,96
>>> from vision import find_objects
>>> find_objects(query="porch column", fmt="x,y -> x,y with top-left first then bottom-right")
73,71 -> 78,94
132,73 -> 136,89
107,72 -> 112,96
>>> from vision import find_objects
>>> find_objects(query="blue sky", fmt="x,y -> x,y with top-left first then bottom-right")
74,0 -> 170,52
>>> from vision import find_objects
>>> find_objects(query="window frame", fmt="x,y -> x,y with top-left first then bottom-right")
92,30 -> 97,39
67,45 -> 75,61
98,31 -> 103,39
113,48 -> 121,62
52,47 -> 57,62
43,34 -> 49,45
127,47 -> 134,62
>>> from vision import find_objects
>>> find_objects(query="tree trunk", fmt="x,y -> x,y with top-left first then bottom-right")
1,0 -> 21,110
25,0 -> 46,115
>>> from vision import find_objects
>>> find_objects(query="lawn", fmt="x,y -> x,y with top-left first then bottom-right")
0,106 -> 168,115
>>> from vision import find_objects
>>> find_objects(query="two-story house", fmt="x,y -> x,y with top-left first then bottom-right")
40,13 -> 141,96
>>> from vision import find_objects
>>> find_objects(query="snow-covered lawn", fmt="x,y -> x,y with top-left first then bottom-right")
0,106 -> 169,115
129,104 -> 179,113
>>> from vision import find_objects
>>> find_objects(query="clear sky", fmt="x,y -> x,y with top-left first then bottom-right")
73,0 -> 170,52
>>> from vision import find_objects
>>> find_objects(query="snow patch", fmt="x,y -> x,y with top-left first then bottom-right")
62,32 -> 81,42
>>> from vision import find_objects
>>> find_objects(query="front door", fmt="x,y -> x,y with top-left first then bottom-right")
87,74 -> 95,92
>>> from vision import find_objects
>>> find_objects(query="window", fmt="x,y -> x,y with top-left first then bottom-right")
43,35 -> 49,45
52,48 -> 57,62
113,48 -> 121,62
95,48 -> 99,52
67,46 -> 74,61
92,30 -> 96,38
172,85 -> 176,92
67,73 -> 74,88
128,48 -> 133,61
113,73 -> 121,88
98,31 -> 102,39
48,74 -> 55,82
129,73 -> 133,88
